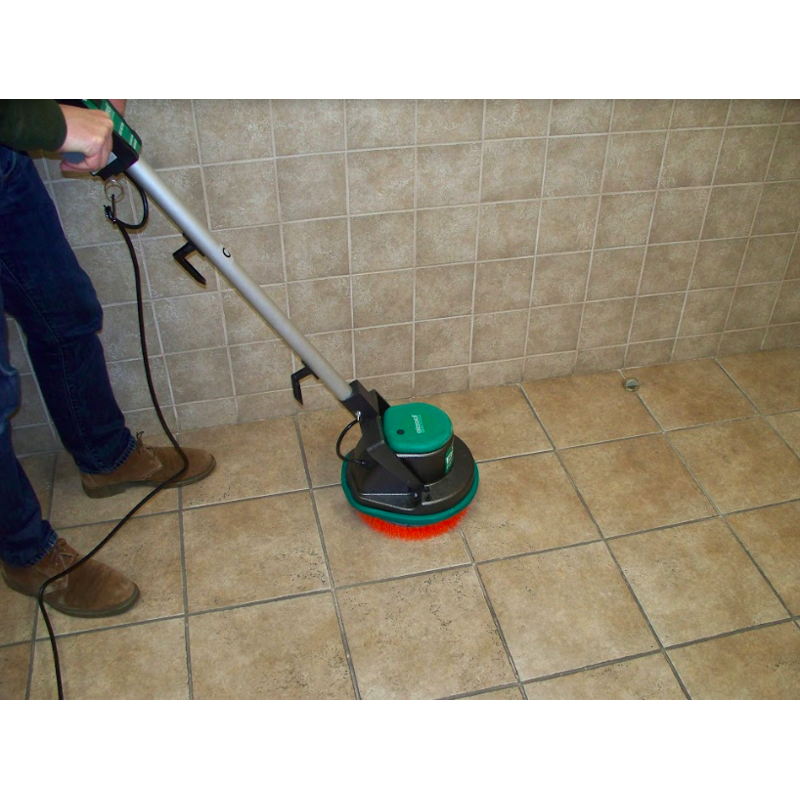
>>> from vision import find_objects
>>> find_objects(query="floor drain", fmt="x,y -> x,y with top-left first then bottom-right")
624,378 -> 640,392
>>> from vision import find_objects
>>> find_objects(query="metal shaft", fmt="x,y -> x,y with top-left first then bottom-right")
126,157 -> 354,403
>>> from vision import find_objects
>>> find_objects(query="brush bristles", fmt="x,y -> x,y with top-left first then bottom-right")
358,510 -> 467,540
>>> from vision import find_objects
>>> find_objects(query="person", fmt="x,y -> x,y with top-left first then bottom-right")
0,100 -> 215,618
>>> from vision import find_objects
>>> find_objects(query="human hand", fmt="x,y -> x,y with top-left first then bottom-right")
56,104 -> 114,173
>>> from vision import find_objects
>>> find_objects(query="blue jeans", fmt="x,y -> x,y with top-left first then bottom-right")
0,146 -> 135,567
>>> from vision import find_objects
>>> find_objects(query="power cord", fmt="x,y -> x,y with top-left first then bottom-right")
38,173 -> 189,699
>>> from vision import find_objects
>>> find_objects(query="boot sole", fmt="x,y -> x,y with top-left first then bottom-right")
81,456 -> 217,499
2,574 -> 140,618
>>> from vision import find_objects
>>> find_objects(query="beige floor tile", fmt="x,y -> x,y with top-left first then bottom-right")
560,434 -> 714,535
20,452 -> 56,518
461,453 -> 598,561
460,687 -> 525,700
624,359 -> 757,430
670,418 -> 800,513
524,654 -> 686,700
315,486 -> 469,586
180,418 -> 307,508
420,386 -> 551,461
338,568 -> 514,699
30,618 -> 189,699
767,411 -> 800,455
190,594 -> 353,699
0,582 -> 37,646
669,622 -> 800,699
297,406 -> 360,487
49,449 -> 177,529
718,347 -> 800,414
610,519 -> 787,646
524,371 -> 659,448
0,643 -> 31,699
726,501 -> 800,614
38,513 -> 183,636
480,543 -> 657,680
184,492 -> 328,612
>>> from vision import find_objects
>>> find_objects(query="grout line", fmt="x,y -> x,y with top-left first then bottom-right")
176,484 -> 194,699
624,101 -> 676,367
292,416 -> 362,700
670,101 -> 733,363
343,100 -> 358,386
521,101 -> 554,375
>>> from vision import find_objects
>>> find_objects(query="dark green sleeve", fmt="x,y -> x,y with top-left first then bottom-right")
0,100 -> 67,151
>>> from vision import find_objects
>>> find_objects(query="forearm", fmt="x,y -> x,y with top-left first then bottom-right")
0,99 -> 67,151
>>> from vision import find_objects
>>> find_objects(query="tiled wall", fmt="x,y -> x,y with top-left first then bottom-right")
9,99 -> 800,454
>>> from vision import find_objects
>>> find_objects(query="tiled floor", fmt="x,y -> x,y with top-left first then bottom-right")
3,348 -> 800,700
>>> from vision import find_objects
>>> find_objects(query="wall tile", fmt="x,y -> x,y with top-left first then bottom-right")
221,284 -> 286,345
671,100 -> 729,129
195,100 -> 273,163
127,100 -> 199,169
640,242 -> 696,294
752,182 -> 800,235
345,100 -> 415,149
352,270 -> 414,328
99,302 -> 160,361
414,367 -> 469,396
350,211 -> 415,273
166,347 -> 233,407
543,135 -> 607,197
417,206 -> 479,265
604,132 -> 666,192
177,398 -> 238,430
587,247 -> 644,300
611,100 -> 673,131
784,102 -> 800,123
414,317 -> 472,369
348,148 -> 415,214
415,264 -> 475,320
53,177 -> 120,247
478,201 -> 539,259
679,288 -> 735,336
691,239 -> 747,289
727,284 -> 781,330
626,339 -> 675,367
277,154 -> 346,221
108,356 -> 171,411
595,192 -> 655,248
771,281 -> 800,325
523,352 -> 575,381
470,359 -> 524,388
649,188 -> 709,243
538,195 -> 597,254
471,310 -> 528,361
142,235 -> 219,299
579,298 -> 636,348
475,258 -> 534,312
283,218 -> 349,280
768,124 -> 800,181
271,100 -> 344,156
527,304 -> 583,354
715,126 -> 778,185
673,334 -> 721,361
532,252 -> 590,306
719,328 -> 768,355
354,324 -> 413,376
305,330 -> 354,381
154,293 -> 226,354
205,160 -> 279,229
286,277 -> 352,334
660,129 -> 723,188
728,100 -> 785,125
702,184 -> 762,239
550,100 -> 612,135
575,346 -> 625,373
417,143 -> 482,207
417,100 -> 483,144
485,100 -> 550,138
75,242 -> 139,305
229,339 -> 293,395
481,139 -> 546,202
739,234 -> 795,284
630,293 -> 685,341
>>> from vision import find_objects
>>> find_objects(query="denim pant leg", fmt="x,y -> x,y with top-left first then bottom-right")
0,146 -> 135,565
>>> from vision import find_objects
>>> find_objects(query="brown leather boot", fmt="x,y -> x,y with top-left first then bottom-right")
1,538 -> 139,618
80,432 -> 216,498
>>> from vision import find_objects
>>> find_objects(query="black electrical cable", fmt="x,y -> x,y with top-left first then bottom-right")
38,173 -> 189,700
335,418 -> 370,467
